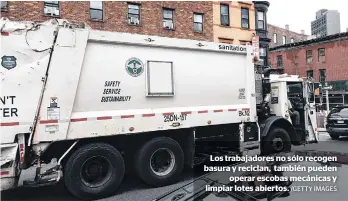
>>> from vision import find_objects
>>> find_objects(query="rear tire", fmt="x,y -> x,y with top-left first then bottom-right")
64,143 -> 125,200
329,133 -> 340,140
134,137 -> 184,187
262,127 -> 291,155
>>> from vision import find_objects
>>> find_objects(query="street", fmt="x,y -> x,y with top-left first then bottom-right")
2,132 -> 348,201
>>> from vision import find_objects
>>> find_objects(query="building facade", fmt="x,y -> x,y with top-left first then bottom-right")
212,1 -> 256,45
269,32 -> 348,108
1,1 -> 214,41
311,9 -> 341,37
253,1 -> 270,66
268,24 -> 308,48
212,1 -> 270,66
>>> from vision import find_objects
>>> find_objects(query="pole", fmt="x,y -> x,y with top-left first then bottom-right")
326,89 -> 329,114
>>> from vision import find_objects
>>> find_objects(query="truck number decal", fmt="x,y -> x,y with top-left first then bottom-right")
164,114 -> 187,122
239,110 -> 250,116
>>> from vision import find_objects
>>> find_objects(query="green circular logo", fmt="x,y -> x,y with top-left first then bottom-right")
125,57 -> 144,77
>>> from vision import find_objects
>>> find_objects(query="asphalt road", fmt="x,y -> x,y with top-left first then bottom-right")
2,132 -> 348,201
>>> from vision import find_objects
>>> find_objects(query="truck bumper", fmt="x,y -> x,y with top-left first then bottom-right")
1,143 -> 20,191
326,127 -> 348,135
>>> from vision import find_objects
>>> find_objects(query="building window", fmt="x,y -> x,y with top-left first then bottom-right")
1,1 -> 8,11
290,38 -> 294,43
219,38 -> 233,44
307,70 -> 313,79
241,8 -> 249,29
257,11 -> 265,29
90,1 -> 103,21
319,69 -> 326,83
127,3 -> 140,25
318,48 -> 325,62
260,47 -> 266,57
276,55 -> 283,68
220,4 -> 230,26
163,8 -> 174,29
43,1 -> 59,16
282,36 -> 286,45
240,40 -> 251,45
193,13 -> 203,33
273,33 -> 277,43
306,50 -> 313,64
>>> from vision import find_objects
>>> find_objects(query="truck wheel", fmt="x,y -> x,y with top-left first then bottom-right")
134,137 -> 184,187
329,133 -> 340,140
64,143 -> 125,200
262,127 -> 291,155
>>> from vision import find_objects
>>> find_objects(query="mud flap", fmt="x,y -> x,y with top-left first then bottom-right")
0,143 -> 20,191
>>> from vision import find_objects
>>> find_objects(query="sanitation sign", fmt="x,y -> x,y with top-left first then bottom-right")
125,57 -> 144,77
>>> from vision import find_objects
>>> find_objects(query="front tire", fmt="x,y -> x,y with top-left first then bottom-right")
329,133 -> 340,140
134,137 -> 184,187
262,127 -> 291,155
64,143 -> 125,200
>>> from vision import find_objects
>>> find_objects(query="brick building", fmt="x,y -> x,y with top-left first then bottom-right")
2,1 -> 271,64
1,1 -> 214,41
269,32 -> 348,108
268,24 -> 308,48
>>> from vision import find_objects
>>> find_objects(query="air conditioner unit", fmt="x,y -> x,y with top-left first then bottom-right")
128,17 -> 139,25
163,21 -> 174,29
44,6 -> 59,16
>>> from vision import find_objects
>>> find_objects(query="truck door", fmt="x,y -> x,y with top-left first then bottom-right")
304,81 -> 319,143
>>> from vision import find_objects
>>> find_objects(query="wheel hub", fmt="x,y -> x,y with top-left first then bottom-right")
80,156 -> 112,188
272,137 -> 284,151
150,148 -> 175,177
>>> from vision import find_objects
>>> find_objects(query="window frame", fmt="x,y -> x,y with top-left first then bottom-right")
163,8 -> 175,30
220,4 -> 230,26
257,11 -> 265,29
306,50 -> 313,64
1,1 -> 8,12
43,1 -> 60,17
127,3 -> 141,25
319,69 -> 326,83
241,7 -> 249,29
282,36 -> 286,45
89,1 -> 104,21
193,12 -> 204,33
273,33 -> 277,43
318,48 -> 325,62
307,70 -> 314,79
290,38 -> 294,43
276,55 -> 283,69
260,47 -> 266,57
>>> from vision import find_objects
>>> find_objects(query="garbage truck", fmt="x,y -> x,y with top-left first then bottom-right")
0,18 -> 318,200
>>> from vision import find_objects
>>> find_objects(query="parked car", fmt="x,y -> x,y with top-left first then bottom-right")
326,105 -> 348,140
154,150 -> 348,201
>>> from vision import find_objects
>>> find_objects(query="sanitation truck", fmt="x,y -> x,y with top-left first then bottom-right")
0,19 -> 318,200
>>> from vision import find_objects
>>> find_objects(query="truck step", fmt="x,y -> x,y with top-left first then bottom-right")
22,177 -> 58,188
22,166 -> 61,188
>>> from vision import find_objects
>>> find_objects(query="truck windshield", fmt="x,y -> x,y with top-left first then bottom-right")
287,83 -> 302,98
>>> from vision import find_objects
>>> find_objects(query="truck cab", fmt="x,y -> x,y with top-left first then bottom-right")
269,74 -> 319,144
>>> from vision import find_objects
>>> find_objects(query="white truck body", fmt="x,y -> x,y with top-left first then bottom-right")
0,19 -> 318,199
1,18 -> 255,186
